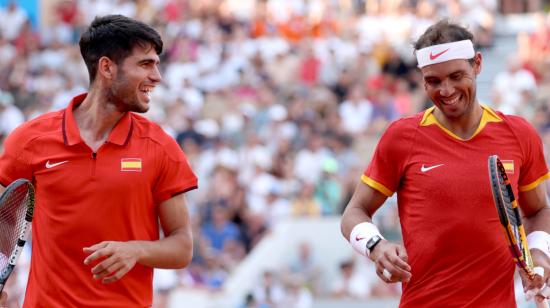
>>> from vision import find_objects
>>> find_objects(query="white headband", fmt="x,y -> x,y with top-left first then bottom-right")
416,40 -> 475,68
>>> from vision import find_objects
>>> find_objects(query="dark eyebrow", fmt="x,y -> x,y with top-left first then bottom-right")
137,58 -> 160,65
424,69 -> 466,80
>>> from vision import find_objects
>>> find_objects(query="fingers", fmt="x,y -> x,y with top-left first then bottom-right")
522,267 -> 550,303
95,261 -> 125,282
83,241 -> 138,284
83,241 -> 109,253
384,246 -> 411,282
377,258 -> 412,283
0,291 -> 7,308
396,245 -> 409,264
84,242 -> 112,265
374,247 -> 412,283
540,286 -> 550,298
92,256 -> 119,278
91,257 -> 131,284
102,265 -> 132,284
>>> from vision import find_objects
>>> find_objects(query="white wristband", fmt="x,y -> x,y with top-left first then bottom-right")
527,231 -> 550,259
350,222 -> 384,257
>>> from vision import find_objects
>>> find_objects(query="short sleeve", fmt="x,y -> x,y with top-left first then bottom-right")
152,137 -> 198,204
0,125 -> 34,186
513,117 -> 550,191
363,120 -> 415,196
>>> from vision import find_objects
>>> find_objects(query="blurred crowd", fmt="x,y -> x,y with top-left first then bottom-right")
1,0 -> 550,307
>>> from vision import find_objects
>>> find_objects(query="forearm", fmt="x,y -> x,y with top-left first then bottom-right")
341,205 -> 374,240
341,182 -> 387,240
134,229 -> 193,269
521,184 -> 550,234
525,206 -> 550,234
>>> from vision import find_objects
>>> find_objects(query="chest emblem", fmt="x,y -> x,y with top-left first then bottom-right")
121,158 -> 142,172
45,160 -> 68,169
501,160 -> 514,174
420,163 -> 444,173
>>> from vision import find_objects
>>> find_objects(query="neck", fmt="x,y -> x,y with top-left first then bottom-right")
433,103 -> 483,140
73,89 -> 125,149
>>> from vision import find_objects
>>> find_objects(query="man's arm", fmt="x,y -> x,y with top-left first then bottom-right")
341,181 -> 411,283
83,193 -> 193,284
521,183 -> 550,234
519,183 -> 550,300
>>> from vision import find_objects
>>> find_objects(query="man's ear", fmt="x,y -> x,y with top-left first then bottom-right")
473,52 -> 482,76
97,56 -> 116,80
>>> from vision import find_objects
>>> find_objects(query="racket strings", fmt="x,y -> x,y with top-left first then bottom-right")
489,157 -> 534,274
0,184 -> 30,269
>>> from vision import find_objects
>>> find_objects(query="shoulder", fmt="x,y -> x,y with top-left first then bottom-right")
6,110 -> 63,146
381,112 -> 423,140
497,112 -> 538,135
130,113 -> 184,161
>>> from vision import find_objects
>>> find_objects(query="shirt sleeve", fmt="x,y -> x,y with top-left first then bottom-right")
0,125 -> 34,186
514,117 -> 549,191
363,120 -> 415,196
152,137 -> 198,204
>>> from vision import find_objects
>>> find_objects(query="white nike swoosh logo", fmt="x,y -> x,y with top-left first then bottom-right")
420,164 -> 444,172
45,160 -> 69,169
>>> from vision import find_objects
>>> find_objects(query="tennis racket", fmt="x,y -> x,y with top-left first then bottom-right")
0,179 -> 35,292
488,155 -> 549,307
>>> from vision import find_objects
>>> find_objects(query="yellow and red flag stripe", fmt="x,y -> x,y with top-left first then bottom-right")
501,160 -> 514,174
121,158 -> 142,172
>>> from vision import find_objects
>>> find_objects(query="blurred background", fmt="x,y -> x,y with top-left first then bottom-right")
1,0 -> 550,307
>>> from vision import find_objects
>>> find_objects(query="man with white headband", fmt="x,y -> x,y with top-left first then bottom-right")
341,19 -> 550,306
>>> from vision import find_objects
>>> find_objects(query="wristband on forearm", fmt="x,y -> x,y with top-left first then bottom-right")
350,222 -> 384,257
527,231 -> 550,259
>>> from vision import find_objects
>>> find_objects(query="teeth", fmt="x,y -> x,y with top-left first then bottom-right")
442,96 -> 459,105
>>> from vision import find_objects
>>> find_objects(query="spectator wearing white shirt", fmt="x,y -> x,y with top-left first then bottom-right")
0,91 -> 24,138
0,2 -> 28,41
338,84 -> 373,135
492,54 -> 537,117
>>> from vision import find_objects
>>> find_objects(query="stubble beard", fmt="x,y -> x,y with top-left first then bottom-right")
108,76 -> 149,114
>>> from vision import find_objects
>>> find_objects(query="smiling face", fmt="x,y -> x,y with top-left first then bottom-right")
421,53 -> 482,121
106,44 -> 162,113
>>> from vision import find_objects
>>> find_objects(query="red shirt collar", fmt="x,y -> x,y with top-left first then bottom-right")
63,93 -> 133,146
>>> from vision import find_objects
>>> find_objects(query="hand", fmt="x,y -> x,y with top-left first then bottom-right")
370,240 -> 412,283
0,291 -> 7,308
83,241 -> 144,284
521,249 -> 550,303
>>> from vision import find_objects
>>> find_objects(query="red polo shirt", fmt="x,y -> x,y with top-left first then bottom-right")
0,93 -> 198,307
362,106 -> 549,307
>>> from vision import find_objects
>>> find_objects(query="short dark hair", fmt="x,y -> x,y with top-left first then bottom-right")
414,19 -> 474,50
79,14 -> 163,83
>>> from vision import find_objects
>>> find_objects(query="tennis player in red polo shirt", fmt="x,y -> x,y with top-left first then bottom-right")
0,15 -> 197,307
341,20 -> 550,307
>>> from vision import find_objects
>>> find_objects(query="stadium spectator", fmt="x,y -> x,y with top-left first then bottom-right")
284,242 -> 322,296
0,91 -> 24,142
0,1 -> 28,42
251,271 -> 286,307
201,205 -> 242,253
492,53 -> 537,117
330,259 -> 370,299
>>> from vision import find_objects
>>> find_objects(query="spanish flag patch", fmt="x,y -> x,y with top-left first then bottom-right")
121,158 -> 142,172
502,160 -> 514,174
